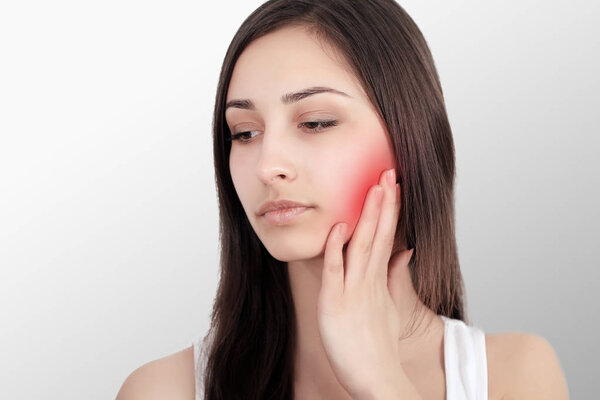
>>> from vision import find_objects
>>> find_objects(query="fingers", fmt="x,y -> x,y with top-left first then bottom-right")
320,222 -> 348,312
344,181 -> 385,286
368,168 -> 401,283
325,166 -> 401,294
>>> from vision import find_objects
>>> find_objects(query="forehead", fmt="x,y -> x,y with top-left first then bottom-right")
226,25 -> 367,103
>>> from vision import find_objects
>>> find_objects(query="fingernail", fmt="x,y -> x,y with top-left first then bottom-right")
386,168 -> 395,185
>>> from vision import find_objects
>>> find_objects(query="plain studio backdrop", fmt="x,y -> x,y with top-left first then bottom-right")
0,0 -> 598,398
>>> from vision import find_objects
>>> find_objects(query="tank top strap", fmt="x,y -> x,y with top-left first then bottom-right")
440,315 -> 488,399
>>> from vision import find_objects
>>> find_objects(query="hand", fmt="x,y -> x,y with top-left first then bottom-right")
316,167 -> 417,400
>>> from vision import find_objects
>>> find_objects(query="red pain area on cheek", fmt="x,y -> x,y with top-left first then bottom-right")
338,156 -> 392,237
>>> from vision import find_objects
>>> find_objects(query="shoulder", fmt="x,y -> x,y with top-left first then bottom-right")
485,332 -> 569,399
116,346 -> 196,400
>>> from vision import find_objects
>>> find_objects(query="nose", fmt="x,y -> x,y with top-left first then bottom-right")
255,126 -> 298,186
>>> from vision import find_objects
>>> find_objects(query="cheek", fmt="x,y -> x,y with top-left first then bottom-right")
332,142 -> 394,231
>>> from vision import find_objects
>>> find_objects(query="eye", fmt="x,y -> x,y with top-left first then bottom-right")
226,120 -> 338,143
226,130 -> 260,143
299,120 -> 338,132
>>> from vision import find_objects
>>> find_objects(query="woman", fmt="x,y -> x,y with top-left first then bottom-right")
117,0 -> 569,399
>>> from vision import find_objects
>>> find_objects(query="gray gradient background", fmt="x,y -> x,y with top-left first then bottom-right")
0,0 -> 597,398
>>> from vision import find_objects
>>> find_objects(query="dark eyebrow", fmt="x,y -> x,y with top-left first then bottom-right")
225,86 -> 351,111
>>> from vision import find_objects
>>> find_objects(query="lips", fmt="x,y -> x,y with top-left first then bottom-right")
257,199 -> 312,216
262,206 -> 310,225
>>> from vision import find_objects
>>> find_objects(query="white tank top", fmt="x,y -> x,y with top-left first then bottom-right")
439,315 -> 488,399
193,315 -> 488,399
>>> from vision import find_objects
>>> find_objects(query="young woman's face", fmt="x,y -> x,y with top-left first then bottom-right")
226,25 -> 396,262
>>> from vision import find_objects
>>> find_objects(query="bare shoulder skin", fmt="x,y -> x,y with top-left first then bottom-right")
115,346 -> 195,400
486,332 -> 569,400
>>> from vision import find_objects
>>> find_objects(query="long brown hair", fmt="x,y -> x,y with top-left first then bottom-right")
201,0 -> 468,398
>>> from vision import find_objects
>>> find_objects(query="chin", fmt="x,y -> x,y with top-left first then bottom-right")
250,211 -> 330,262
261,237 -> 326,263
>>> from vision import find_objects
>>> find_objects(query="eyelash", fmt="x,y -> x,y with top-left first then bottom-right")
226,120 -> 339,143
